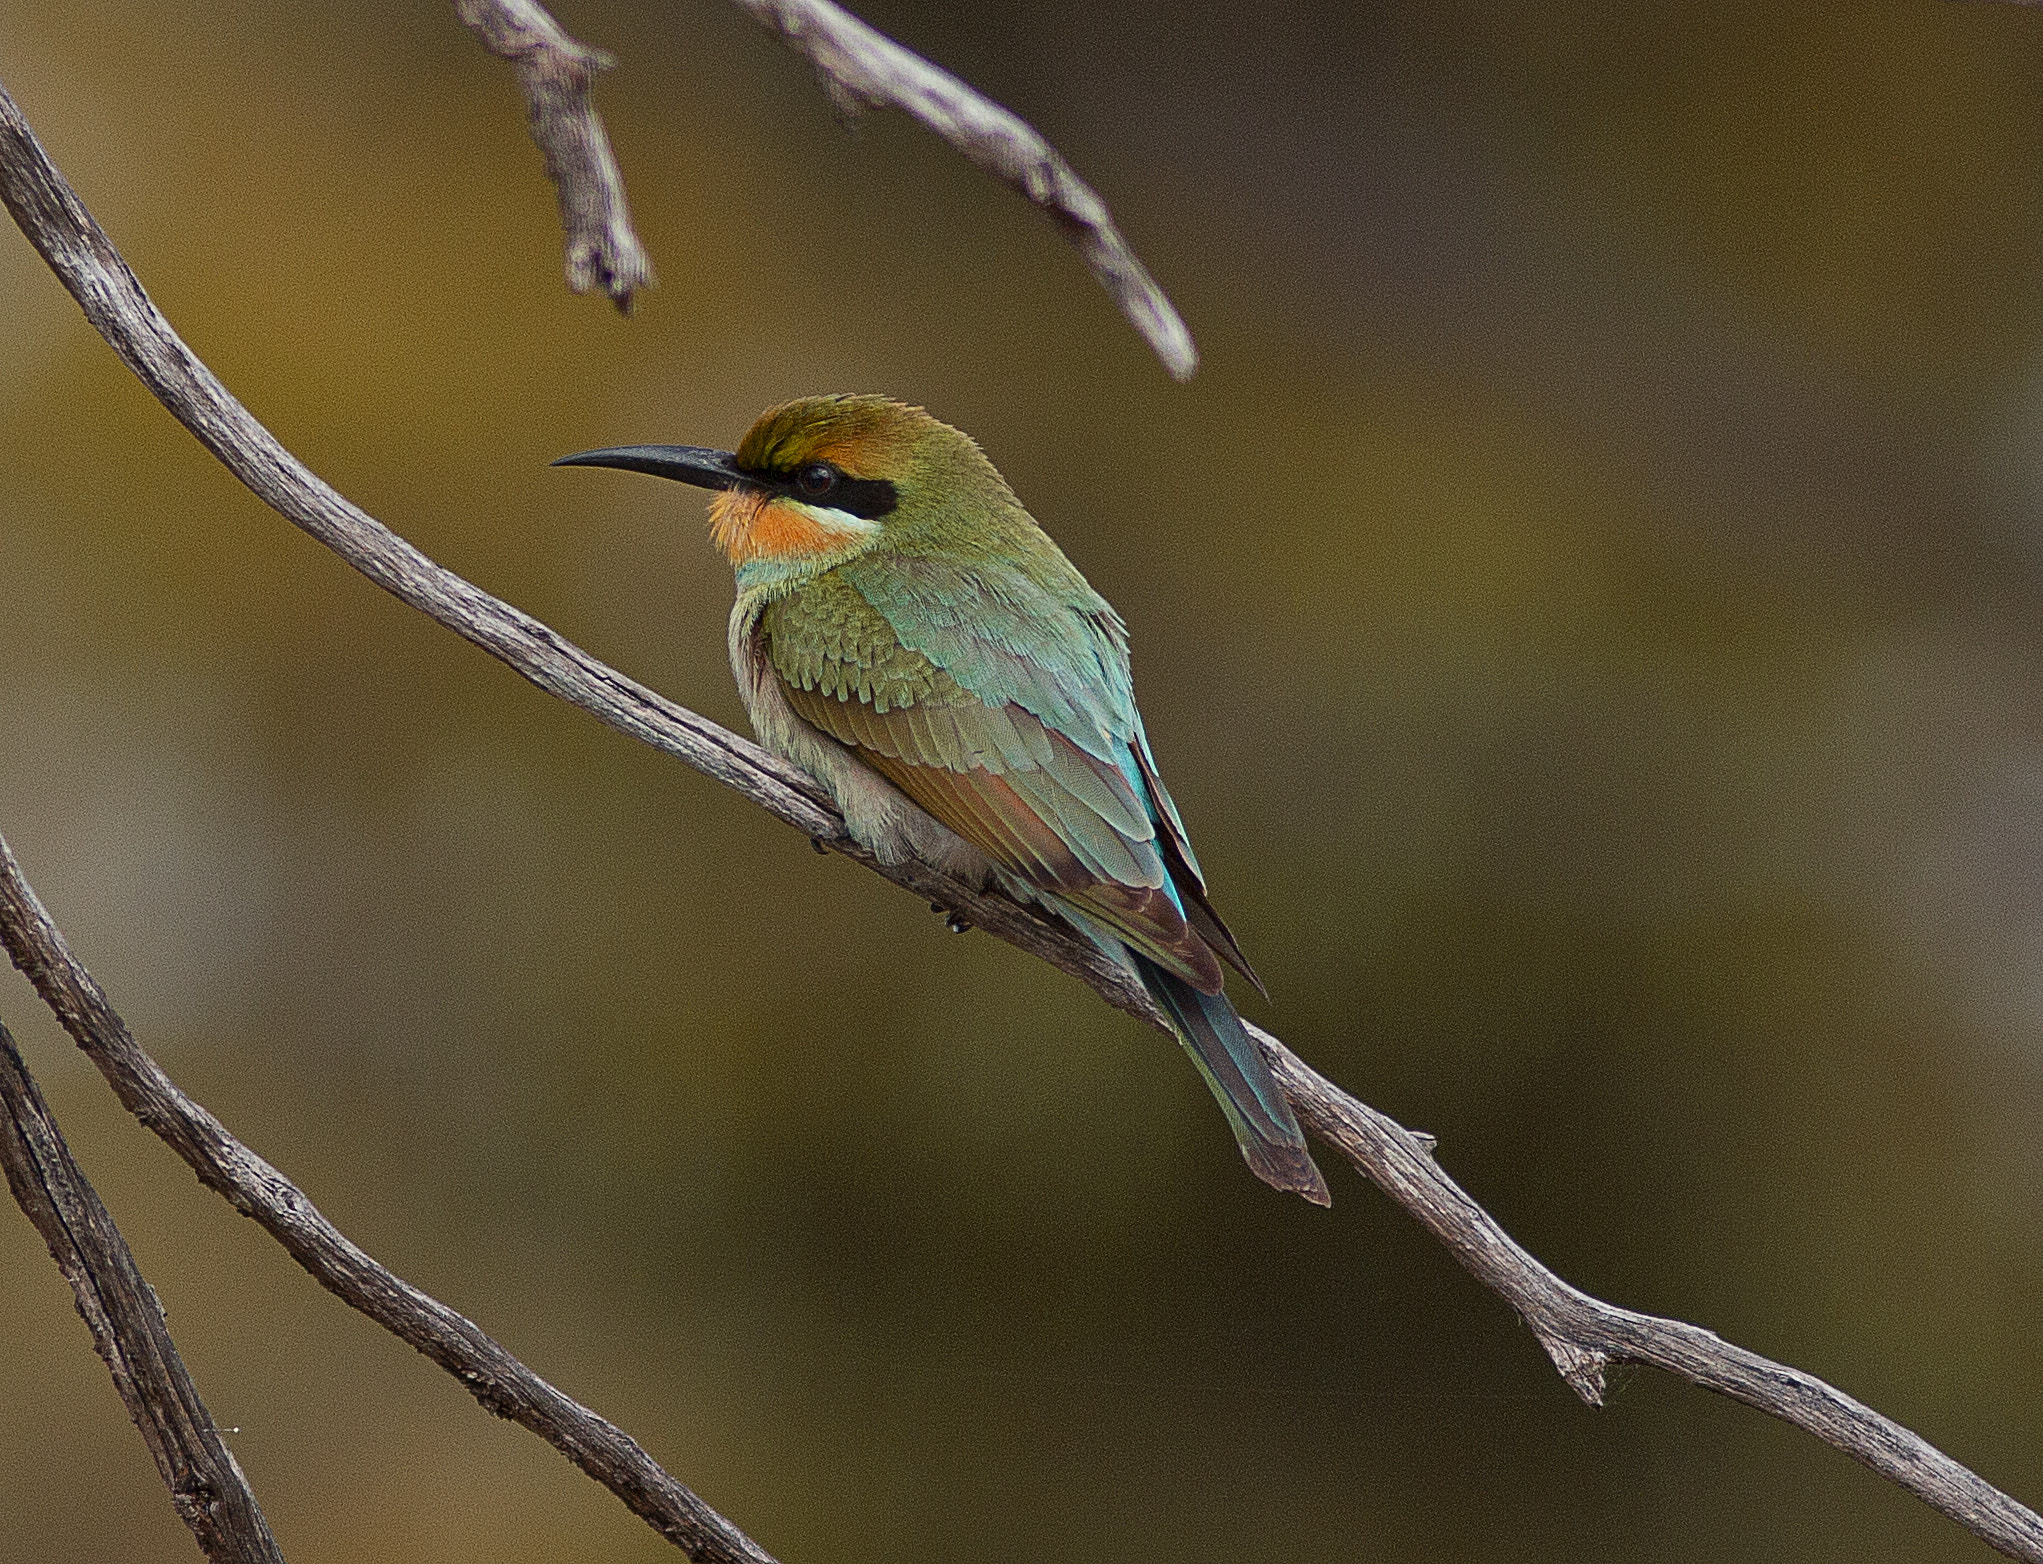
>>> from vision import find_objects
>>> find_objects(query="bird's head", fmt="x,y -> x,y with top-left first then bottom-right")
555,394 -> 1018,581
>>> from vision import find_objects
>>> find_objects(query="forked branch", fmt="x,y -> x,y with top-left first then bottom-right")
0,838 -> 775,1564
2,58 -> 2040,1564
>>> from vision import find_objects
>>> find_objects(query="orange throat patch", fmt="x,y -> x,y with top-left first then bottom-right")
708,488 -> 872,568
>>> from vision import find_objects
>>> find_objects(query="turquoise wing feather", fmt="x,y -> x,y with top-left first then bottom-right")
837,549 -> 1254,985
761,557 -> 1320,1202
762,565 -> 1255,991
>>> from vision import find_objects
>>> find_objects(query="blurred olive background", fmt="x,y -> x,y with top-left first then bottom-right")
4,1 -> 2043,1559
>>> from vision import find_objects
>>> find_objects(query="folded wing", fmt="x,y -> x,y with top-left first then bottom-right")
762,568 -> 1257,995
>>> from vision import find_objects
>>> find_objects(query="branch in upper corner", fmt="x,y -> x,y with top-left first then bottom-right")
0,1020 -> 286,1564
5,64 -> 2043,1564
456,0 -> 655,311
729,0 -> 1200,380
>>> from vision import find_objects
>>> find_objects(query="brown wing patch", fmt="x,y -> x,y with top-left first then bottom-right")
866,753 -> 1226,993
785,680 -> 1226,992
866,754 -> 1085,887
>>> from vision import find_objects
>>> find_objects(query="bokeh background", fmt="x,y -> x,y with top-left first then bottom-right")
3,1 -> 2043,1559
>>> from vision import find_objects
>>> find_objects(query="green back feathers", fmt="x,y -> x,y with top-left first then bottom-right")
760,574 -> 970,716
734,397 -> 1136,749
839,553 -> 1130,761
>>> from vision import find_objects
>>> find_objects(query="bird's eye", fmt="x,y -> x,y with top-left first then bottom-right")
796,463 -> 838,498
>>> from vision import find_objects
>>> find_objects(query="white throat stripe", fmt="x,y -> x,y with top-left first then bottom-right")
787,500 -> 883,538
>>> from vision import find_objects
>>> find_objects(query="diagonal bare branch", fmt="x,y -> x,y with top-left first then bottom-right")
1272,1042 -> 2043,1552
0,836 -> 776,1564
729,0 -> 1199,380
3,63 -> 2041,1564
457,0 -> 654,311
0,1019 -> 286,1564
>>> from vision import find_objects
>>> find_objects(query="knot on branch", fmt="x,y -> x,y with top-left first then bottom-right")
456,1365 -> 519,1419
1539,1335 -> 1613,1407
169,1475 -> 219,1523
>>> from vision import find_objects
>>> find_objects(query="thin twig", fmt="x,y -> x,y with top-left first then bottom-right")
2,66 -> 2040,1564
0,838 -> 776,1564
456,0 -> 654,311
729,0 -> 1199,380
0,1019 -> 285,1564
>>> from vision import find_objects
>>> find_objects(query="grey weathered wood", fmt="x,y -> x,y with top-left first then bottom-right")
0,836 -> 776,1564
456,0 -> 654,311
730,0 -> 1199,380
2,57 -> 2041,1564
1273,1042 -> 2043,1551
0,1020 -> 286,1564
457,0 -> 1196,373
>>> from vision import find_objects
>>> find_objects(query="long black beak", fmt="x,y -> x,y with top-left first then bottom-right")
551,444 -> 753,490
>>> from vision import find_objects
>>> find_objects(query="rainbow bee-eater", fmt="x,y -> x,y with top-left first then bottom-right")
556,396 -> 1329,1204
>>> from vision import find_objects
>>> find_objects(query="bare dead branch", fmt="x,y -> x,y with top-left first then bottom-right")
0,839 -> 777,1564
456,0 -> 654,311
3,63 -> 2040,1564
729,0 -> 1199,380
0,1020 -> 285,1564
1268,1042 -> 2043,1551
456,0 -> 1195,371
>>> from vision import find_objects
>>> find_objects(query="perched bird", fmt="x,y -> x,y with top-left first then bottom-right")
556,396 -> 1329,1204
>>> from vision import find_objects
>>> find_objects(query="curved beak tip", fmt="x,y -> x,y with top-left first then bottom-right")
549,444 -> 748,490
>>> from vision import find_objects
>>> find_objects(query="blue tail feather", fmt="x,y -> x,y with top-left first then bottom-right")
1131,953 -> 1329,1205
